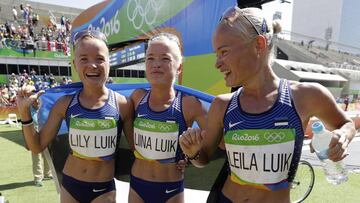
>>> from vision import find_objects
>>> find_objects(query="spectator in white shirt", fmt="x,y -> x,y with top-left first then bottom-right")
12,7 -> 18,21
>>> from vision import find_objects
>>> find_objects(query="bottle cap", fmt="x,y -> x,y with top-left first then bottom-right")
312,121 -> 324,133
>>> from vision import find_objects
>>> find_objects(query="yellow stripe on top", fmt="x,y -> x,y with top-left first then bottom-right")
71,150 -> 103,161
134,150 -> 157,163
230,172 -> 270,191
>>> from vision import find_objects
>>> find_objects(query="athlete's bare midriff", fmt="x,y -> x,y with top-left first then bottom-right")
222,176 -> 290,203
131,158 -> 183,182
62,155 -> 115,182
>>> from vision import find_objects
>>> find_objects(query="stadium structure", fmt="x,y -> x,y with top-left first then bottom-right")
0,0 -> 82,85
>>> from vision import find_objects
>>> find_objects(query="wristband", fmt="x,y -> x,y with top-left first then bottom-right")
185,151 -> 200,160
21,118 -> 33,125
22,121 -> 34,127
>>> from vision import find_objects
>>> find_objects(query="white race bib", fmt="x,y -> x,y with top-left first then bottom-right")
134,118 -> 179,162
69,117 -> 118,158
224,129 -> 295,185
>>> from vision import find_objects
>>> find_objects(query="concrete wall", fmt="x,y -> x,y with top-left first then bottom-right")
272,59 -> 346,98
0,56 -> 69,66
272,61 -> 299,81
275,39 -> 323,65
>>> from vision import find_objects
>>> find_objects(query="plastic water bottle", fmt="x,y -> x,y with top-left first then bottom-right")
311,121 -> 348,185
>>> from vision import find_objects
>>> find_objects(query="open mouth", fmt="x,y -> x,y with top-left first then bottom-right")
222,70 -> 230,78
86,73 -> 100,78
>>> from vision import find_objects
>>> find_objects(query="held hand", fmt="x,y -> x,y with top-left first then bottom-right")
16,85 -> 44,113
328,129 -> 350,162
179,128 -> 204,158
175,159 -> 188,173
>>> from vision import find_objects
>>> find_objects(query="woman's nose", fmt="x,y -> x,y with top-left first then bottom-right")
215,58 -> 223,69
152,59 -> 162,68
87,61 -> 97,68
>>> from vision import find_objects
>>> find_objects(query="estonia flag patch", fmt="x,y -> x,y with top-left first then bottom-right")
274,117 -> 289,126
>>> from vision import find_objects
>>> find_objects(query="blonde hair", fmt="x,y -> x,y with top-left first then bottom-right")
220,7 -> 282,49
148,32 -> 183,63
73,30 -> 108,51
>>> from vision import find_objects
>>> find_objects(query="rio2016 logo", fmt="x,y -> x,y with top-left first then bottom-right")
88,11 -> 120,37
75,120 -> 95,128
97,121 -> 112,129
158,124 -> 171,131
231,133 -> 260,141
127,0 -> 163,30
264,132 -> 286,142
230,132 -> 286,143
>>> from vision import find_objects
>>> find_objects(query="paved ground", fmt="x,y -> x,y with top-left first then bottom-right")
115,181 -> 210,203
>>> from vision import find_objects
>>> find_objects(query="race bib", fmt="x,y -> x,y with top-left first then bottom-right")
224,128 -> 295,185
69,117 -> 118,158
134,118 -> 179,163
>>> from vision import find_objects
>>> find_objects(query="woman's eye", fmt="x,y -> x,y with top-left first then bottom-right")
221,50 -> 228,56
97,57 -> 105,62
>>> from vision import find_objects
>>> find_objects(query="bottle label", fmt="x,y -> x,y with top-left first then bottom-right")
316,149 -> 328,160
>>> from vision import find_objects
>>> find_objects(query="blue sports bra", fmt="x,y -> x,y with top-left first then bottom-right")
133,90 -> 187,164
65,89 -> 122,161
223,79 -> 304,191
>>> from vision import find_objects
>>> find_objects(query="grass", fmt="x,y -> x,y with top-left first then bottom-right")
0,125 -> 58,203
305,168 -> 360,202
0,125 -> 359,203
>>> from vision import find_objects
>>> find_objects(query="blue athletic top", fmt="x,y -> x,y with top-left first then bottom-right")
65,89 -> 122,161
133,90 -> 187,163
223,79 -> 304,191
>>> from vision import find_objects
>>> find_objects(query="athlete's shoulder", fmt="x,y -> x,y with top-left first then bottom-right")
115,92 -> 134,120
182,94 -> 201,105
52,95 -> 73,118
207,93 -> 233,117
56,94 -> 73,108
182,94 -> 205,114
213,93 -> 233,106
130,88 -> 147,102
114,92 -> 131,110
289,81 -> 337,118
289,81 -> 330,100
113,90 -> 126,102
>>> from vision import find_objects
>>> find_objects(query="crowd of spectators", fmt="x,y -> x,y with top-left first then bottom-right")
0,70 -> 72,106
0,3 -> 72,56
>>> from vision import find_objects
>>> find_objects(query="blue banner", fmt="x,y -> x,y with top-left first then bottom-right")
72,0 -> 237,56
38,83 -> 214,135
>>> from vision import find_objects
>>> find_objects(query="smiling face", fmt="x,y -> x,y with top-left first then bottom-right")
145,39 -> 182,86
213,25 -> 259,87
73,37 -> 109,88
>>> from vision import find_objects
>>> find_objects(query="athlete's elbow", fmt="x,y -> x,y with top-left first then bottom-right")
30,142 -> 47,154
29,146 -> 44,154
